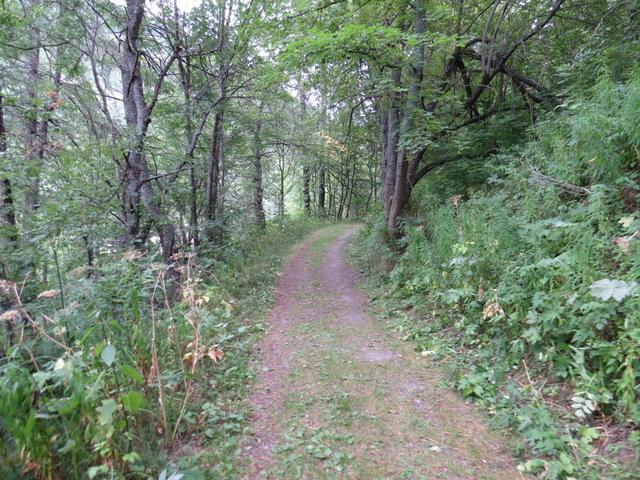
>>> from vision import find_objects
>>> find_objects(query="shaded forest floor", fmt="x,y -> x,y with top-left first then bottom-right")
240,224 -> 524,479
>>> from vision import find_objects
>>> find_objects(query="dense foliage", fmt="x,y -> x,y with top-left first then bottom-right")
1,218 -> 322,478
0,1 -> 347,477
356,52 -> 640,480
1,0 -> 639,478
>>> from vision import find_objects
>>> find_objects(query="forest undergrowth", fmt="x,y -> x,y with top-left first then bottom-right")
0,219 -> 323,479
2,0 -> 640,478
353,71 -> 640,480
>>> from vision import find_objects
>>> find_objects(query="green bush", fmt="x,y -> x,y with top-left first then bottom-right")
357,71 -> 640,477
0,218 -> 321,479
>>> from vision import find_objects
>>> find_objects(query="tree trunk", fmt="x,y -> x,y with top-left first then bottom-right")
34,13 -> 63,209
253,118 -> 266,228
328,175 -> 334,217
23,2 -> 62,218
0,91 -> 17,345
366,156 -> 375,212
299,87 -> 311,215
383,68 -> 401,219
337,165 -> 346,220
303,166 -> 311,215
83,235 -> 94,276
377,101 -> 388,202
177,53 -> 200,248
205,109 -> 224,239
0,179 -> 17,244
24,32 -> 41,215
0,93 -> 18,248
204,56 -> 228,242
317,164 -> 326,216
345,162 -> 357,219
189,164 -> 199,246
279,158 -> 285,218
387,5 -> 426,236
121,0 -> 176,262
120,0 -> 147,247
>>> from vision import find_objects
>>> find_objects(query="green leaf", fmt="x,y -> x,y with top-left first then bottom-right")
57,396 -> 80,415
589,279 -> 637,301
88,465 -> 109,479
121,391 -> 145,411
57,438 -> 76,454
101,345 -> 116,366
121,364 -> 144,383
122,451 -> 142,464
97,398 -> 117,425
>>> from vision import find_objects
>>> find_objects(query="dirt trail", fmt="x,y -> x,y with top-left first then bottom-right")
243,225 -> 524,479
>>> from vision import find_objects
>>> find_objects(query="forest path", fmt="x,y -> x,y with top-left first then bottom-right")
242,224 -> 524,479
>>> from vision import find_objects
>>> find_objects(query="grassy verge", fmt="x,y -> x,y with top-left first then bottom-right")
350,220 -> 640,480
0,218 -> 324,480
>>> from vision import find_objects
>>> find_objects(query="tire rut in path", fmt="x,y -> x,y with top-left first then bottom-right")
243,225 -> 524,479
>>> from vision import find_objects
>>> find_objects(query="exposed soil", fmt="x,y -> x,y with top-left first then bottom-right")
242,225 -> 525,479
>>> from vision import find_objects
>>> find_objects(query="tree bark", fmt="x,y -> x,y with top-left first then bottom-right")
273,141 -> 290,219
83,235 -> 94,276
387,4 -> 426,236
120,0 -> 177,262
377,101 -> 388,202
177,49 -> 203,248
303,165 -> 311,214
24,28 -> 41,215
317,163 -> 326,216
33,7 -> 63,211
299,87 -> 311,214
0,93 -> 18,248
253,118 -> 266,228
279,175 -> 285,217
22,2 -> 65,221
383,68 -> 401,219
205,109 -> 224,239
345,162 -> 357,219
0,91 -> 17,345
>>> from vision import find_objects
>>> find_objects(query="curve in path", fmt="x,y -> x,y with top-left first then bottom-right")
243,225 -> 524,479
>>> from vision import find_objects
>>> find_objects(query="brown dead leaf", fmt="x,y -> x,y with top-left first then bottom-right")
449,194 -> 463,206
0,279 -> 16,296
123,249 -> 143,262
482,300 -> 504,320
37,289 -> 60,300
22,462 -> 39,475
614,237 -> 631,254
182,351 -> 196,367
613,231 -> 639,254
170,252 -> 195,261
207,345 -> 224,363
0,309 -> 22,322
